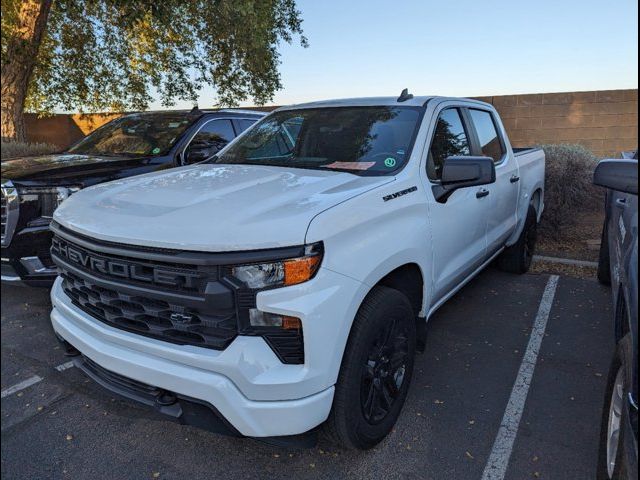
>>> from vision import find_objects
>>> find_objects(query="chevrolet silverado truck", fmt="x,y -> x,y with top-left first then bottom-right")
49,92 -> 545,449
1,108 -> 264,286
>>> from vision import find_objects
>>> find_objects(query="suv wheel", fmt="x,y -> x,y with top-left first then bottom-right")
597,221 -> 612,285
597,335 -> 633,479
324,286 -> 416,449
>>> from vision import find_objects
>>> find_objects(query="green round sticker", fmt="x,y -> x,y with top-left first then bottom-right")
384,157 -> 396,168
152,147 -> 161,154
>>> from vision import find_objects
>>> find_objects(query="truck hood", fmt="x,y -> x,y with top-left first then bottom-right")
54,164 -> 393,251
1,153 -> 159,186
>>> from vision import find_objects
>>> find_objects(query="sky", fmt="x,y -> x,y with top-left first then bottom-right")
150,0 -> 639,109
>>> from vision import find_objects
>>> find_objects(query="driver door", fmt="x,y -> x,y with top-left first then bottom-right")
424,105 -> 490,304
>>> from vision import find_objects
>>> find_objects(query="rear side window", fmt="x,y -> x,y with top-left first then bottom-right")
237,118 -> 259,133
191,119 -> 235,151
427,108 -> 471,180
469,109 -> 505,162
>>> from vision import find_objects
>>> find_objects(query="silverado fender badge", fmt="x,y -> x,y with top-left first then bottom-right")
383,186 -> 418,202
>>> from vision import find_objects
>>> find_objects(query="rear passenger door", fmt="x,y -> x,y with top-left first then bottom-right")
467,108 -> 520,255
425,105 -> 490,303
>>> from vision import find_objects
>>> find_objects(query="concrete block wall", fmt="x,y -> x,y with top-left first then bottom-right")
473,89 -> 637,158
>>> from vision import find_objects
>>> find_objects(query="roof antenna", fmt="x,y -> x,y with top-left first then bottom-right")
397,88 -> 413,102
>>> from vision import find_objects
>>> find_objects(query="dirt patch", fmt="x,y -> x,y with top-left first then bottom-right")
537,208 -> 603,262
531,258 -> 598,280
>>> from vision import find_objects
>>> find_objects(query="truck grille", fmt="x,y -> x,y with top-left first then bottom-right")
61,269 -> 238,349
1,180 -> 19,247
51,228 -> 239,351
51,223 -> 305,364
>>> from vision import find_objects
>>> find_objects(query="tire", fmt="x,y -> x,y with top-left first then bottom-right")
597,335 -> 633,479
597,220 -> 612,285
497,205 -> 538,274
324,285 -> 416,450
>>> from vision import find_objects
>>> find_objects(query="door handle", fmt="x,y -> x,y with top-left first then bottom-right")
476,188 -> 490,199
615,198 -> 628,208
510,175 -> 520,183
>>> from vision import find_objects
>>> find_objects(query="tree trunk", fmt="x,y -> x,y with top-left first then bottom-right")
0,0 -> 52,142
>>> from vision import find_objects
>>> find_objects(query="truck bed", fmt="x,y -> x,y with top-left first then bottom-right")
513,147 -> 543,156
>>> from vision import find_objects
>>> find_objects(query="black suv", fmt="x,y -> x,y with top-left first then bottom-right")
1,109 -> 264,286
595,151 -> 638,480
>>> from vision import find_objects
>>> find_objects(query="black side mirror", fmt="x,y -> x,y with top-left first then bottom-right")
593,159 -> 638,195
184,142 -> 219,165
432,156 -> 496,203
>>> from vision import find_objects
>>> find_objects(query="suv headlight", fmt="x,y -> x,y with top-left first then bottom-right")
232,242 -> 323,289
18,186 -> 81,218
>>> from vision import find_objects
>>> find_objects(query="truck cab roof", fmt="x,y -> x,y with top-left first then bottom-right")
275,95 -> 493,111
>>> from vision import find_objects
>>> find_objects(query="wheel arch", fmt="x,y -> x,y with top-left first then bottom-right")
371,263 -> 427,352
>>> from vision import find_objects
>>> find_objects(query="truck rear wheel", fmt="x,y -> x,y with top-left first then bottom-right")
497,205 -> 537,274
324,286 -> 416,450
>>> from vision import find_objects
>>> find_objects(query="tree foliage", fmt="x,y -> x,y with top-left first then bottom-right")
2,0 -> 306,117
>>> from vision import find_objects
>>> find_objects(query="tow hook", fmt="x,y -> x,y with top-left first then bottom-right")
156,390 -> 178,406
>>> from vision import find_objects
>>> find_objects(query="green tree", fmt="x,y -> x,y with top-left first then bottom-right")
1,0 -> 306,141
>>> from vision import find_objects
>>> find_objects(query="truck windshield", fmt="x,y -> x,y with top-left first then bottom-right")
214,106 -> 422,175
67,113 -> 197,157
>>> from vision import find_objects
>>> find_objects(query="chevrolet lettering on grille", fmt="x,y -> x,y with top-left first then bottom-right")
51,236 -> 200,289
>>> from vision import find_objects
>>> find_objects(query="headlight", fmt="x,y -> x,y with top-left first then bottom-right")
18,186 -> 81,217
232,242 -> 323,289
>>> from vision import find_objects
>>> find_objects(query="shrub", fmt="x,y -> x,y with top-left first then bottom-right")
1,140 -> 59,161
537,144 -> 601,239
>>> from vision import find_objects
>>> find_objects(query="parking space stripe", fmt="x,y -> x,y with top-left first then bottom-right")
55,361 -> 75,372
481,274 -> 560,480
1,375 -> 43,399
1,361 -> 75,399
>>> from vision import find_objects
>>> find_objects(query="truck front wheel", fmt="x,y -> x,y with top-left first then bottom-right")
324,286 -> 416,450
498,205 -> 538,274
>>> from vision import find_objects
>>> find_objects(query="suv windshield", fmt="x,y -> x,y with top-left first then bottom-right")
68,113 -> 198,157
214,106 -> 422,174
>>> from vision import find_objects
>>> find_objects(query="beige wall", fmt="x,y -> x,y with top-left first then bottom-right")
473,89 -> 637,158
25,89 -> 638,157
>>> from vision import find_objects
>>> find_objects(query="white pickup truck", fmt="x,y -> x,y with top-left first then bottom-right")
49,92 -> 545,449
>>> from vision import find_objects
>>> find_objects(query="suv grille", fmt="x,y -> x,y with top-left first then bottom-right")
1,189 -> 5,239
1,181 -> 19,247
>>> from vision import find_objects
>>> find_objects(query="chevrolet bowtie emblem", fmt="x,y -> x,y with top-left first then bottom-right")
170,313 -> 193,324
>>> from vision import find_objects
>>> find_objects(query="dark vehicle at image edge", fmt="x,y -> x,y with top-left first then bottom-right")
595,150 -> 638,480
1,108 -> 265,286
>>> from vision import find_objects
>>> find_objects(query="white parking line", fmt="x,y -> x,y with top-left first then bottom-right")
1,375 -> 43,399
481,274 -> 560,480
1,361 -> 76,399
55,361 -> 75,372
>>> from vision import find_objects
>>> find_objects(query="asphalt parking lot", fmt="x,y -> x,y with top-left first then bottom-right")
1,267 -> 613,480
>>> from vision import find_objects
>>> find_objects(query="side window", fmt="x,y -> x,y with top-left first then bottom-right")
184,119 -> 235,164
192,119 -> 235,150
468,109 -> 505,163
427,108 -> 471,180
237,118 -> 258,133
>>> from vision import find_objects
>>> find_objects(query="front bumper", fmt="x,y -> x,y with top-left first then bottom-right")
51,266 -> 367,437
1,226 -> 57,286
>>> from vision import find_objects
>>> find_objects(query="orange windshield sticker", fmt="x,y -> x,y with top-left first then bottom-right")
323,161 -> 376,171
